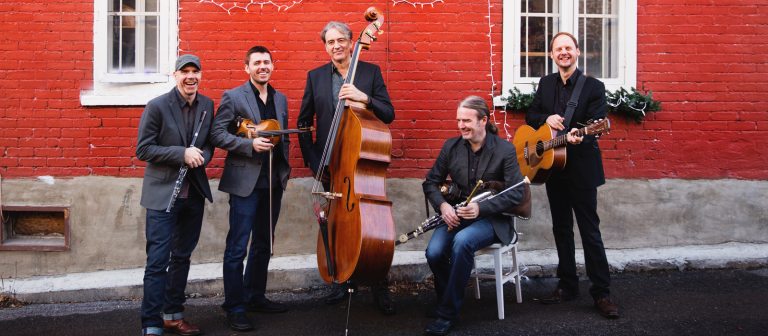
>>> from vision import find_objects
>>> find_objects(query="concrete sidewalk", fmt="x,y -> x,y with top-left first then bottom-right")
3,242 -> 767,304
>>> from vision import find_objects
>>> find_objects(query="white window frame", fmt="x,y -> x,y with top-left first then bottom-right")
499,0 -> 637,103
81,1 -> 178,106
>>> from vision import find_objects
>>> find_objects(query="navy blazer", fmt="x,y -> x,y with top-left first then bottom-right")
210,82 -> 291,197
297,61 -> 394,173
423,134 -> 525,245
526,70 -> 606,189
136,88 -> 215,210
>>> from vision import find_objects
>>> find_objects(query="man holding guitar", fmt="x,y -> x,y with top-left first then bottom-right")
526,32 -> 619,319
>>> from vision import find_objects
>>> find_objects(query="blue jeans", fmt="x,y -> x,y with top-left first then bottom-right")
140,193 -> 204,330
425,219 -> 498,320
222,187 -> 283,313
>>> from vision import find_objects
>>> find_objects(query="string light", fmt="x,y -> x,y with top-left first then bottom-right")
483,1 -> 511,140
197,0 -> 507,138
392,0 -> 444,8
198,0 -> 304,14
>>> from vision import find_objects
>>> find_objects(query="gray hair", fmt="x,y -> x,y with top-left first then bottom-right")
320,21 -> 353,43
459,95 -> 498,135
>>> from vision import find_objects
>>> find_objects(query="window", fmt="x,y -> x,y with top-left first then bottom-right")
81,0 -> 178,106
500,0 -> 636,99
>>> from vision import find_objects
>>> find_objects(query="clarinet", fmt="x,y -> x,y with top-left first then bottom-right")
396,176 -> 529,245
166,110 -> 208,213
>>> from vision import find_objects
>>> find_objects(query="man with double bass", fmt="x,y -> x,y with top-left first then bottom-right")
526,32 -> 619,319
210,45 -> 291,332
422,96 -> 526,336
297,20 -> 396,315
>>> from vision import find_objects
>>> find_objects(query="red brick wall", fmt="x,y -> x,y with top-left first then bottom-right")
0,0 -> 766,180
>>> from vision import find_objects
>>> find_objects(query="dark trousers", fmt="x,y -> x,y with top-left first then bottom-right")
141,192 -> 204,329
545,177 -> 610,299
222,187 -> 283,313
425,219 -> 498,320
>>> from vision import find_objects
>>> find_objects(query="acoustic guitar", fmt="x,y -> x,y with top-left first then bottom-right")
512,118 -> 610,184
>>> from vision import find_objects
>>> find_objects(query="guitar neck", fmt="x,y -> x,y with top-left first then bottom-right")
543,125 -> 589,151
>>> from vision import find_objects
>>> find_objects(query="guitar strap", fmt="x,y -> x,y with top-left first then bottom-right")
559,74 -> 587,135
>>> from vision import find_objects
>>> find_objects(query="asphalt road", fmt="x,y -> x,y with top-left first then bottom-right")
1,268 -> 767,335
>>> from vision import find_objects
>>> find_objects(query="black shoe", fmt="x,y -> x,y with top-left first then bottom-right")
538,288 -> 579,304
372,285 -> 396,315
226,311 -> 254,332
323,283 -> 355,305
247,298 -> 288,313
424,318 -> 453,336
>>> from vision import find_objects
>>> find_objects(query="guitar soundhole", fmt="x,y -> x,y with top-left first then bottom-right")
535,141 -> 545,156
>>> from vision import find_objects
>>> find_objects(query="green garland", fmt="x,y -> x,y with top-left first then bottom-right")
502,85 -> 661,123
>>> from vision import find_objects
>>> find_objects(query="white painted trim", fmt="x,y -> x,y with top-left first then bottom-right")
81,1 -> 178,106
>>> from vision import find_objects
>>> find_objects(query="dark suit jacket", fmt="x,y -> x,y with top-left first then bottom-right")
526,69 -> 606,189
210,82 -> 291,197
422,134 -> 525,245
136,88 -> 214,210
297,61 -> 394,173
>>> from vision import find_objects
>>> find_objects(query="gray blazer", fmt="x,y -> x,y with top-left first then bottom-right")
422,134 -> 525,245
210,81 -> 291,197
136,88 -> 215,210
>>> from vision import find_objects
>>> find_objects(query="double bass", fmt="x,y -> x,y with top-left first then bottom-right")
311,7 -> 394,285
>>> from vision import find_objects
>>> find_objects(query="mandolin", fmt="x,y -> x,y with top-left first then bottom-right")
512,118 -> 610,184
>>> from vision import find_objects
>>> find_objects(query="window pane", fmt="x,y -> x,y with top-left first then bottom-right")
144,16 -> 158,73
145,0 -> 158,12
123,0 -> 136,12
520,0 -> 559,78
120,16 -> 136,72
526,0 -> 554,13
579,0 -> 619,79
108,0 -> 120,12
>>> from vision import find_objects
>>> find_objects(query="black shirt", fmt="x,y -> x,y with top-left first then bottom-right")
554,68 -> 583,117
464,140 -> 485,192
249,82 -> 282,189
172,88 -> 199,198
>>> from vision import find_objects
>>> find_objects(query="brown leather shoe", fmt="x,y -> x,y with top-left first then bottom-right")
595,297 -> 620,319
538,288 -> 579,304
163,318 -> 201,336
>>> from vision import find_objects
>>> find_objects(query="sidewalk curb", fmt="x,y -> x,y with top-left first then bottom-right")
3,243 -> 767,303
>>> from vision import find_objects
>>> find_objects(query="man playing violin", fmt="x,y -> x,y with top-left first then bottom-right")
210,45 -> 291,332
422,96 -> 525,336
296,21 -> 396,315
527,32 -> 619,319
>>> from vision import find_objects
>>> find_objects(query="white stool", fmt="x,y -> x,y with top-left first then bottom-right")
470,218 -> 522,320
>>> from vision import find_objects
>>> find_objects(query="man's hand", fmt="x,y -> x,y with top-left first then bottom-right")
456,203 -> 480,220
546,114 -> 566,131
338,83 -> 370,104
184,147 -> 204,168
566,128 -> 583,145
252,137 -> 274,153
439,202 -> 460,229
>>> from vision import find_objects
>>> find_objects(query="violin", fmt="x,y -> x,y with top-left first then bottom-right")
236,118 -> 313,143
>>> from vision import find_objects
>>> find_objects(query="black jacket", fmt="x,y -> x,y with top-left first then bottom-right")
423,134 -> 525,245
297,61 -> 394,173
526,70 -> 606,188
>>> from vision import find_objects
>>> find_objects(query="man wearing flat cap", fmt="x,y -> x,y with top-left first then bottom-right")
136,54 -> 215,336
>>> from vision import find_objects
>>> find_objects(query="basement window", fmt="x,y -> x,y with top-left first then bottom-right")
0,206 -> 70,251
